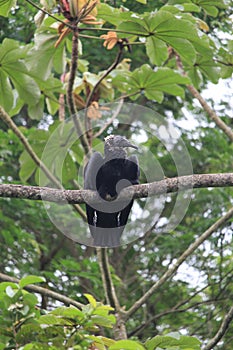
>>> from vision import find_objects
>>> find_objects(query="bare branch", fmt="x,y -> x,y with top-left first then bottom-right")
0,107 -> 86,220
85,46 -> 124,110
93,98 -> 124,139
25,0 -> 74,29
0,272 -> 84,309
124,205 -> 233,320
67,28 -> 90,154
96,248 -> 127,340
187,85 -> 233,142
0,107 -> 60,187
0,173 -> 232,204
203,305 -> 233,350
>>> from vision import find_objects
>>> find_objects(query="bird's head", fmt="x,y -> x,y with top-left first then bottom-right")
104,135 -> 138,154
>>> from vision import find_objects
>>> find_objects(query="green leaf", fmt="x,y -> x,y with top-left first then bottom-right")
38,314 -> 73,325
89,335 -> 115,347
51,306 -> 84,318
0,39 -> 41,107
117,21 -> 148,37
0,71 -> 14,111
19,150 -> 37,183
98,3 -> 122,26
91,315 -> 115,328
163,36 -> 196,64
5,285 -> 18,298
84,293 -> 97,308
0,0 -> 16,17
109,340 -> 145,350
28,96 -> 44,120
0,39 -> 40,111
164,2 -> 201,13
136,0 -> 146,3
126,65 -> 190,102
145,334 -> 201,350
6,67 -> 41,105
146,37 -> 168,66
26,18 -> 66,80
19,275 -> 45,288
0,282 -> 18,293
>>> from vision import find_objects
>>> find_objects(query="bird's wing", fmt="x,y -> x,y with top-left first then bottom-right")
84,152 -> 104,236
126,155 -> 140,184
117,155 -> 139,228
84,152 -> 104,190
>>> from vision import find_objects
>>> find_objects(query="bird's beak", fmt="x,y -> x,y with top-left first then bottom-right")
123,140 -> 138,150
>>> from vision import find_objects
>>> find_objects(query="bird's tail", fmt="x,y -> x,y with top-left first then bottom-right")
90,226 -> 124,248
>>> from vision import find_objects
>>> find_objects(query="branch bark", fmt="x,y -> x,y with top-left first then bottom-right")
0,106 -> 86,220
0,272 -> 84,309
187,85 -> 233,142
124,205 -> 233,320
96,248 -> 127,339
203,305 -> 233,350
67,27 -> 90,155
0,173 -> 232,203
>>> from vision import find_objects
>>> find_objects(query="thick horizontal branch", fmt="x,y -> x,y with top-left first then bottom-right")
0,173 -> 233,204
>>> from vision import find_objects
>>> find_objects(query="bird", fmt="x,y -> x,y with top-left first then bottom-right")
84,135 -> 139,247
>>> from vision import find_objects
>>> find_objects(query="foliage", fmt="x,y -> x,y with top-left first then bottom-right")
0,280 -> 200,349
0,0 -> 233,349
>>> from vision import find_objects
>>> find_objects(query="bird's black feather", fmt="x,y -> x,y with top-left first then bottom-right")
84,135 -> 139,247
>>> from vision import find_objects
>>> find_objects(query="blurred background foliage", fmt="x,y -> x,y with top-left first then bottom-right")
0,0 -> 233,348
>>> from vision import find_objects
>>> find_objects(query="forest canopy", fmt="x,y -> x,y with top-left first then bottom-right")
0,0 -> 233,349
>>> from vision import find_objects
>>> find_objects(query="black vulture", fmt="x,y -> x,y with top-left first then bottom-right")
84,135 -> 139,247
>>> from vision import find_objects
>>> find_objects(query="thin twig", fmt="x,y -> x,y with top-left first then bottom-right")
0,107 -> 61,187
124,206 -> 233,320
187,85 -> 233,142
93,98 -> 124,138
79,26 -> 149,36
203,305 -> 233,350
25,0 -> 74,29
0,272 -> 84,309
0,107 -> 86,220
96,248 -> 127,340
85,45 -> 124,110
67,27 -> 90,155
96,248 -> 120,310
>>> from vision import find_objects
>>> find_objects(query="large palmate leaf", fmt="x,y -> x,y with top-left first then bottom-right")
117,10 -> 212,66
113,64 -> 190,103
167,0 -> 226,17
28,76 -> 64,119
97,3 -> 124,26
0,39 -> 41,112
26,17 -> 68,80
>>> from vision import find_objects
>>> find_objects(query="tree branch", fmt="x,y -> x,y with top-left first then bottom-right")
203,305 -> 233,350
0,173 -> 232,203
93,98 -> 124,139
0,272 -> 84,309
67,27 -> 90,155
187,85 -> 233,142
96,248 -> 120,310
85,45 -> 124,110
0,106 -> 86,220
124,205 -> 233,320
96,248 -> 127,340
0,107 -> 61,187
25,0 -> 74,29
